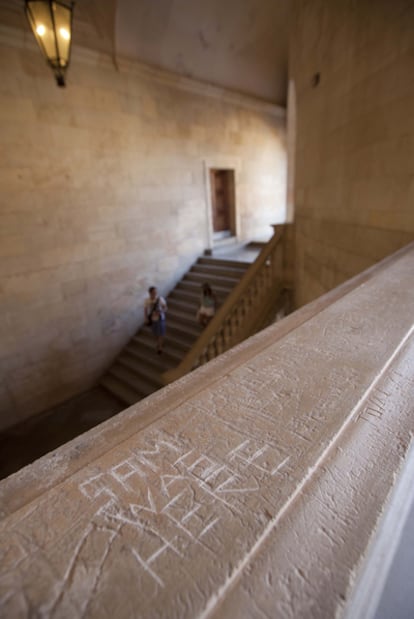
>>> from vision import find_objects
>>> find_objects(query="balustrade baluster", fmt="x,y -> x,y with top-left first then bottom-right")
245,286 -> 253,316
259,268 -> 265,294
237,298 -> 243,324
215,329 -> 224,355
266,256 -> 273,286
207,340 -> 216,361
224,319 -> 232,349
238,306 -> 243,331
230,308 -> 238,335
272,251 -> 277,282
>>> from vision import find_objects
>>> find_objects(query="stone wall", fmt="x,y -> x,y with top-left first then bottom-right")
0,29 -> 286,430
291,0 -> 414,307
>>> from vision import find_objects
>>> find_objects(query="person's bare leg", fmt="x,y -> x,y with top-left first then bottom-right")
200,314 -> 208,327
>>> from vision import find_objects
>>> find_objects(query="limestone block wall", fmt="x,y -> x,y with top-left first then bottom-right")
290,0 -> 414,307
0,29 -> 286,430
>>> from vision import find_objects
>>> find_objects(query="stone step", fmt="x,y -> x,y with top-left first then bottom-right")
183,271 -> 240,288
246,240 -> 267,250
117,355 -> 163,388
125,343 -> 178,371
166,296 -> 199,313
100,375 -> 141,406
127,340 -> 182,366
167,306 -> 198,323
168,288 -> 203,304
133,332 -> 191,356
191,262 -> 249,279
165,327 -> 199,348
197,256 -> 251,270
109,364 -> 158,398
176,279 -> 232,297
167,288 -> 228,319
167,317 -> 202,339
162,330 -> 193,352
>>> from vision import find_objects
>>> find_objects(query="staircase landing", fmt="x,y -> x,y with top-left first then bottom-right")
209,239 -> 266,264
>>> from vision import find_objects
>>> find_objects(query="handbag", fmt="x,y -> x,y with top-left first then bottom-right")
147,297 -> 159,326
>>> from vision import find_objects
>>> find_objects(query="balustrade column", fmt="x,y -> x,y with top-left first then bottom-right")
223,319 -> 232,349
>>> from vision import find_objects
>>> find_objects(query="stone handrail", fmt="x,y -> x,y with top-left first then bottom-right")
2,243 -> 414,618
162,224 -> 291,384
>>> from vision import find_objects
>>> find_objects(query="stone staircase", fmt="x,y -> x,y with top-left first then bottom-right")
100,255 -> 251,406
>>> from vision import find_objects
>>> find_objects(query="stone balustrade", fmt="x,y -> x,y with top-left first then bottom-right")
163,224 -> 294,384
1,243 -> 414,618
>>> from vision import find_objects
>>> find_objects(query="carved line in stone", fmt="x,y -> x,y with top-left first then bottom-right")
3,328 -> 412,612
75,436 -> 288,589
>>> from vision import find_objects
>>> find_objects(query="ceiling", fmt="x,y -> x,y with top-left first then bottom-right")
0,0 -> 290,105
115,0 -> 290,105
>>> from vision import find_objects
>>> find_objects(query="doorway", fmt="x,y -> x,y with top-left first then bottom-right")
209,169 -> 236,240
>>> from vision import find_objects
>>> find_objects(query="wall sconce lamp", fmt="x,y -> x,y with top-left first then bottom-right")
25,0 -> 75,87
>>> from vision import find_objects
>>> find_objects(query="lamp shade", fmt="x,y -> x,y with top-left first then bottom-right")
25,0 -> 74,87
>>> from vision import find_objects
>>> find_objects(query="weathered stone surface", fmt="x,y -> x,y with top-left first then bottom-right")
0,244 -> 413,618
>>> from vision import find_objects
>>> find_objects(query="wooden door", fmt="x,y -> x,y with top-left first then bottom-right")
210,169 -> 235,234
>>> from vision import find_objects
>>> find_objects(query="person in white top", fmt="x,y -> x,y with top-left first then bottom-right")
144,286 -> 167,354
196,282 -> 217,327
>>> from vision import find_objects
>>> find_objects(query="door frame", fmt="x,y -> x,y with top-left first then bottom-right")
203,157 -> 241,252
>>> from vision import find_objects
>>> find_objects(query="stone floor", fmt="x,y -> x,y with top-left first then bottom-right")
0,388 -> 123,480
210,239 -> 264,263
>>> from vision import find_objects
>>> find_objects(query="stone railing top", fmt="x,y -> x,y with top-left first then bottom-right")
1,243 -> 414,618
